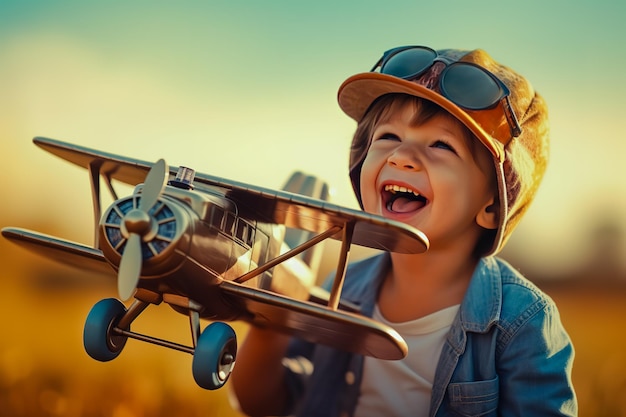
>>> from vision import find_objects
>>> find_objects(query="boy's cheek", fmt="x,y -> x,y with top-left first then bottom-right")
358,184 -> 381,215
359,152 -> 390,212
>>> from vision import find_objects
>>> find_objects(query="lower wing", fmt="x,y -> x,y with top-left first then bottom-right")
220,280 -> 407,360
1,227 -> 114,277
3,227 -> 407,359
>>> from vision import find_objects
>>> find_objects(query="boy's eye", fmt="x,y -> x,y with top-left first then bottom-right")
431,139 -> 458,154
374,132 -> 401,142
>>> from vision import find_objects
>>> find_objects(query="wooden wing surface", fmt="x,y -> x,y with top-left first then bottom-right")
219,280 -> 408,360
2,227 -> 113,276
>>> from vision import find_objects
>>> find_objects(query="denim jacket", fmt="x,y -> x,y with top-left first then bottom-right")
283,253 -> 577,416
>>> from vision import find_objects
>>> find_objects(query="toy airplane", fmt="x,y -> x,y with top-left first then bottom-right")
2,137 -> 429,390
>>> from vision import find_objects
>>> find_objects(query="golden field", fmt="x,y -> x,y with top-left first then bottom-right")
0,236 -> 624,416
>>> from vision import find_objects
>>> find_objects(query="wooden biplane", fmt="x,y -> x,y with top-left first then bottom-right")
2,137 -> 429,390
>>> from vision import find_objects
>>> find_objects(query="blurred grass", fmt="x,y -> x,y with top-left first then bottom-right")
1,237 -> 624,416
544,285 -> 626,416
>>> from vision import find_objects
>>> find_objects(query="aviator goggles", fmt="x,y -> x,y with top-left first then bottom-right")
370,46 -> 522,139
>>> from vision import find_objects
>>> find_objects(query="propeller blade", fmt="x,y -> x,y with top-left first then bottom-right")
139,159 -> 168,212
118,233 -> 142,300
116,159 -> 167,301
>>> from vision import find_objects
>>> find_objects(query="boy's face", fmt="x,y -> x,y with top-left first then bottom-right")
359,102 -> 497,252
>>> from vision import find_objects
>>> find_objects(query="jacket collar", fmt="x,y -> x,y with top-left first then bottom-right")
459,256 -> 502,332
343,254 -> 502,335
445,256 -> 502,356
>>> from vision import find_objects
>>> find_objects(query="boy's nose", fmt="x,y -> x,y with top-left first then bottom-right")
387,146 -> 422,171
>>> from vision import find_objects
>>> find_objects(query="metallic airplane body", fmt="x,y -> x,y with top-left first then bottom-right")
2,137 -> 429,390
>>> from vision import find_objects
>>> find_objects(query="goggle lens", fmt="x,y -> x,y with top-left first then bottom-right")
379,47 -> 437,80
441,64 -> 504,110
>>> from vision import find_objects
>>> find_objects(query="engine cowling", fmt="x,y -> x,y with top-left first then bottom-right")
99,193 -> 191,279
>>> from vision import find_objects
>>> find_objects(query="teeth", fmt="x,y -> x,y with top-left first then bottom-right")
384,184 -> 421,197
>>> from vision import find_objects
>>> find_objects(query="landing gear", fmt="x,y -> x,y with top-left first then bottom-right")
82,296 -> 238,390
83,298 -> 128,361
192,322 -> 237,390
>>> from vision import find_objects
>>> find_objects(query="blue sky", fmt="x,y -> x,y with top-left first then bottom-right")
1,0 -> 625,273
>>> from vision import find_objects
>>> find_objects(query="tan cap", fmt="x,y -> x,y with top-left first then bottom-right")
338,47 -> 549,255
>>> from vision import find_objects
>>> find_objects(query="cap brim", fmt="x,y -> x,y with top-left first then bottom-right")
338,72 -> 508,255
338,72 -> 506,162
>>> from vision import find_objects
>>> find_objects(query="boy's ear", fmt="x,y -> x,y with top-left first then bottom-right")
476,197 -> 499,230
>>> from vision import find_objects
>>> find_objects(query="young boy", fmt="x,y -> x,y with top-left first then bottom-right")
230,45 -> 577,416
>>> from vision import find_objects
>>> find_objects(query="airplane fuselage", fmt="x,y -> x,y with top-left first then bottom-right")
99,182 -> 284,319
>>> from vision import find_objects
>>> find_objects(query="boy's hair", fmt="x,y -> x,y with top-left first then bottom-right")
338,46 -> 549,256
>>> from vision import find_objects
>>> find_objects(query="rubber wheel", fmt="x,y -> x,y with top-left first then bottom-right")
83,298 -> 128,362
192,322 -> 237,390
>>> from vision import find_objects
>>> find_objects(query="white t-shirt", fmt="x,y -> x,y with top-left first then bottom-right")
354,304 -> 460,417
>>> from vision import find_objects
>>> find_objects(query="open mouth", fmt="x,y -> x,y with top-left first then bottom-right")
383,184 -> 428,214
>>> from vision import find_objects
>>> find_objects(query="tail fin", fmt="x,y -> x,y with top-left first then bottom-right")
281,171 -> 330,277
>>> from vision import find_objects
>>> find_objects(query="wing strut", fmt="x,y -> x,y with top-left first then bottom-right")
87,159 -> 120,249
88,160 -> 103,248
234,221 -> 356,312
328,221 -> 354,311
103,173 -> 119,201
234,225 -> 342,284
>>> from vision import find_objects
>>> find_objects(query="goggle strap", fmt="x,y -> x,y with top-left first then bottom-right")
369,60 -> 382,72
501,96 -> 522,138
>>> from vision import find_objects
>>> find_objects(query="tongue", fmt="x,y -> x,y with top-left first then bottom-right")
388,195 -> 425,213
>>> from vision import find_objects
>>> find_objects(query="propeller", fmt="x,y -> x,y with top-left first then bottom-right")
118,159 -> 168,300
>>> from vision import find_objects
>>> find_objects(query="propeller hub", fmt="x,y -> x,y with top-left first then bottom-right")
123,209 -> 152,235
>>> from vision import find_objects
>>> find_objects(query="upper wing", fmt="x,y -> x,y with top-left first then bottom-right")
34,137 -> 429,254
220,280 -> 407,360
2,227 -> 114,277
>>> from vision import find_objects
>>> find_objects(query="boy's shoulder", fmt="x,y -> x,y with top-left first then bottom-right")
487,256 -> 553,306
473,256 -> 558,331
